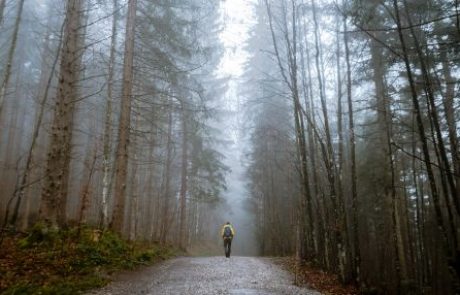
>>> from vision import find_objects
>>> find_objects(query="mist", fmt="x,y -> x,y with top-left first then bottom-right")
0,0 -> 459,293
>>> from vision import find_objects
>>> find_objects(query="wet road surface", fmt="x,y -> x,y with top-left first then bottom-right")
88,256 -> 320,295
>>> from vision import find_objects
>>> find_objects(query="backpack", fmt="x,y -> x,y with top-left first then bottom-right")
223,225 -> 233,238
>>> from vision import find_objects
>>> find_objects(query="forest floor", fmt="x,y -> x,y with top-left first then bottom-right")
0,224 -> 175,295
1,224 -> 355,295
280,258 -> 359,295
87,256 -> 321,295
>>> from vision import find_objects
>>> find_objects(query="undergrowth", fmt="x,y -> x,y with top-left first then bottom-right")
0,223 -> 175,295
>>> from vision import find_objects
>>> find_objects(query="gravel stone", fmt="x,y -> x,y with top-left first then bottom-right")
87,256 -> 321,295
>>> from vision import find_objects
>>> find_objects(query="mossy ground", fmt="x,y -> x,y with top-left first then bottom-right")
0,223 -> 175,295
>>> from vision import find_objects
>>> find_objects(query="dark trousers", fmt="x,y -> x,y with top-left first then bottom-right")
223,237 -> 232,258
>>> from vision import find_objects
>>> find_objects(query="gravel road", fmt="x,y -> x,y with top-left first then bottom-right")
87,256 -> 320,295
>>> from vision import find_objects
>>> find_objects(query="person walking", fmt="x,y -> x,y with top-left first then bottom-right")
221,221 -> 235,258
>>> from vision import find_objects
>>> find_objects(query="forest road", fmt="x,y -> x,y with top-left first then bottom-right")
87,256 -> 320,295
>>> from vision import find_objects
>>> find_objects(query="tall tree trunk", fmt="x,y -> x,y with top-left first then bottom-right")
144,119 -> 157,241
39,0 -> 84,227
100,0 -> 119,229
0,0 -> 6,25
110,0 -> 137,234
300,18 -> 323,264
392,0 -> 460,290
160,107 -> 173,244
0,0 -> 25,120
335,14 -> 352,283
343,5 -> 360,284
402,0 -> 460,287
403,0 -> 458,216
264,0 -> 313,261
179,104 -> 189,251
439,50 -> 460,209
128,110 -> 139,241
312,0 -> 344,278
9,12 -> 65,227
77,142 -> 98,225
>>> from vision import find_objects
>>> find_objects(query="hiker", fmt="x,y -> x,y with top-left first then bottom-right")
221,221 -> 235,258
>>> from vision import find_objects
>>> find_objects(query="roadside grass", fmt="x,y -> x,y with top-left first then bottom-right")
0,223 -> 175,295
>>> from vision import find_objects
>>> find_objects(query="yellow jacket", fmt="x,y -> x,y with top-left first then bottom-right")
221,224 -> 235,238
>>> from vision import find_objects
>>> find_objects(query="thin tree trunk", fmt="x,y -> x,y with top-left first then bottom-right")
402,0 -> 458,216
110,0 -> 137,234
402,0 -> 460,287
300,18 -> 322,264
0,0 -> 6,25
100,0 -> 119,229
0,0 -> 25,120
335,14 -> 352,283
412,134 -> 427,289
291,1 -> 314,261
160,107 -> 173,244
312,0 -> 344,278
179,104 -> 189,251
392,0 -> 460,289
128,110 -> 139,241
145,121 -> 157,241
342,2 -> 361,284
439,52 -> 460,208
77,142 -> 98,225
9,12 -> 65,227
264,0 -> 313,261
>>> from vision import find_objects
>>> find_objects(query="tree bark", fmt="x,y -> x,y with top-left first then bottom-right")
100,0 -> 119,229
160,107 -> 173,244
335,13 -> 352,283
392,0 -> 460,289
77,142 -> 98,225
264,0 -> 314,261
39,0 -> 84,227
179,104 -> 189,251
343,5 -> 360,284
110,0 -> 137,234
405,1 -> 459,217
9,11 -> 65,227
0,0 -> 6,25
439,51 -> 460,210
0,0 -> 25,120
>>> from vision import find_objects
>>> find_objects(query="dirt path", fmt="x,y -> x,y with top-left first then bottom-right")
88,256 -> 320,295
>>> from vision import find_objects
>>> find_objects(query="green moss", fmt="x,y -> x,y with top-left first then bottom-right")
36,275 -> 108,295
17,222 -> 60,249
1,225 -> 175,295
2,283 -> 36,295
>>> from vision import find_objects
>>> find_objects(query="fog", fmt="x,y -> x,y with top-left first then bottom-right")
0,0 -> 459,292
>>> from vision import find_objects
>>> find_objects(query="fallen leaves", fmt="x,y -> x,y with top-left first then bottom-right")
279,257 -> 359,295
